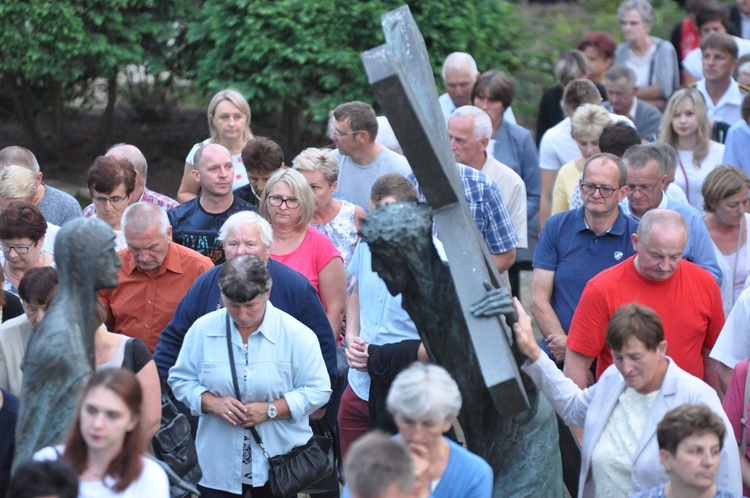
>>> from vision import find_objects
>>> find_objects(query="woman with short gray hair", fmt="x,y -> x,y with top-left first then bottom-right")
169,254 -> 331,497
380,362 -> 492,498
613,0 -> 679,110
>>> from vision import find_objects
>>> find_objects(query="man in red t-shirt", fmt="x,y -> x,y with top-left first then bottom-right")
564,209 -> 724,392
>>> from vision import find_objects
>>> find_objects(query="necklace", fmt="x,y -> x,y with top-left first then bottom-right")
4,253 -> 43,281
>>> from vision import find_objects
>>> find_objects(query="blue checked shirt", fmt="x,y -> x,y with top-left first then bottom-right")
409,163 -> 519,254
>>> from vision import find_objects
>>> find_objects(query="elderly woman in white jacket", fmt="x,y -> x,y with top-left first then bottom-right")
508,298 -> 741,497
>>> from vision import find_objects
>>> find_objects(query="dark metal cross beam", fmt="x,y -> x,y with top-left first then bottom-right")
361,5 -> 529,416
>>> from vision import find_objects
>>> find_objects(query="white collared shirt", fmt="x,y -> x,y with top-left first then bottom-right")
696,78 -> 744,125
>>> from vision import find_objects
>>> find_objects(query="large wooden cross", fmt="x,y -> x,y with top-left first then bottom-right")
361,5 -> 528,416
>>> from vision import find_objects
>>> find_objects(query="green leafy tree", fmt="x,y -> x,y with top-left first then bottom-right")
0,0 -> 187,158
187,0 -> 522,151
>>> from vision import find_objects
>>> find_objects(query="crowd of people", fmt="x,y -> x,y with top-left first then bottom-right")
5,0 -> 750,495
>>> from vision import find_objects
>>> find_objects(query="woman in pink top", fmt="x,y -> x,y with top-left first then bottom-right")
260,168 -> 346,337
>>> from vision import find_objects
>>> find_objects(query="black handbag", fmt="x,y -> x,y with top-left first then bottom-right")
152,387 -> 203,498
225,314 -> 337,497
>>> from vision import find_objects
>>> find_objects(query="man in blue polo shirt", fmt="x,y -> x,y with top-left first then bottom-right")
531,153 -> 639,364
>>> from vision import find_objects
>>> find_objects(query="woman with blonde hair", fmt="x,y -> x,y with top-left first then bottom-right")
552,104 -> 613,214
292,147 -> 364,273
659,88 -> 724,212
260,168 -> 346,337
178,89 -> 254,202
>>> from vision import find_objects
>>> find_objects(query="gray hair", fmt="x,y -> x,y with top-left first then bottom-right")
121,202 -> 170,235
738,61 -> 750,77
344,432 -> 415,498
218,254 -> 272,302
0,146 -> 40,174
450,106 -> 493,140
106,144 -> 148,182
386,362 -> 462,423
650,141 -> 678,176
637,209 -> 689,242
218,211 -> 273,248
623,143 -> 666,174
292,147 -> 339,185
553,50 -> 588,87
0,165 -> 37,201
605,65 -> 637,88
617,0 -> 656,28
441,52 -> 478,81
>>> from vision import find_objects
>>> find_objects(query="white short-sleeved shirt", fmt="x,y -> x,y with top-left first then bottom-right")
675,141 -> 725,212
539,113 -> 635,171
34,446 -> 170,498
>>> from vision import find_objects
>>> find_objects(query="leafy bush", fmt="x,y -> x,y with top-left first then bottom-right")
186,0 -> 523,150
509,0 -> 683,131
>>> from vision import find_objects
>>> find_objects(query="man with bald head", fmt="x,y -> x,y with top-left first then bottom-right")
439,52 -> 516,125
0,146 -> 82,226
565,209 -> 724,392
83,143 -> 178,217
167,143 -> 256,264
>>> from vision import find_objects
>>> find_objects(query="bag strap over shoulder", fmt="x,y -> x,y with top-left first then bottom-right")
122,338 -> 135,372
226,312 -> 271,460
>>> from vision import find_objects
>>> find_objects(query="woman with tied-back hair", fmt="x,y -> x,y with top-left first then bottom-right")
178,89 -> 254,203
34,368 -> 169,497
614,0 -> 680,110
292,147 -> 365,277
534,50 -> 609,147
659,88 -> 725,212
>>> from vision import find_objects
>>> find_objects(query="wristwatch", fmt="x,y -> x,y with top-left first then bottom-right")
267,402 -> 278,420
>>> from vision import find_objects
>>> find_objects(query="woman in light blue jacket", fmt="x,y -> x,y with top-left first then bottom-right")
169,254 -> 331,497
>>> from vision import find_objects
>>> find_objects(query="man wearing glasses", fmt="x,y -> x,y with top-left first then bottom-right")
330,101 -> 411,213
622,143 -> 721,283
532,153 -> 639,366
168,143 -> 256,264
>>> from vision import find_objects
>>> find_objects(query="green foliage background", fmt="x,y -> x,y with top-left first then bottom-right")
0,0 -> 686,154
186,0 -> 523,146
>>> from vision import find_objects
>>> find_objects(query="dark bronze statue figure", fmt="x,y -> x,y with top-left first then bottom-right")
13,218 -> 121,470
360,202 -> 564,497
